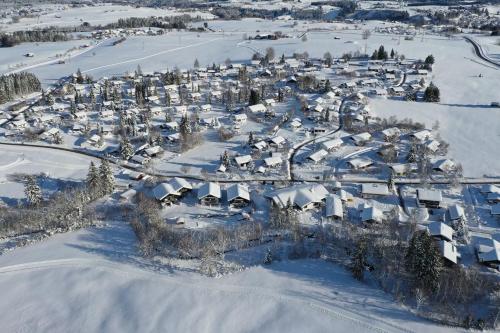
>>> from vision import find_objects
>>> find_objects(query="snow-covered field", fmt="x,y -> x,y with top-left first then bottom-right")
0,4 -> 214,32
0,220 -> 462,333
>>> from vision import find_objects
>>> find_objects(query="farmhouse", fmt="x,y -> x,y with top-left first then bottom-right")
264,156 -> 282,168
248,104 -> 267,113
350,132 -> 371,146
321,138 -> 343,151
307,149 -> 328,163
153,183 -> 180,204
347,158 -> 373,170
234,155 -> 253,169
267,184 -> 329,211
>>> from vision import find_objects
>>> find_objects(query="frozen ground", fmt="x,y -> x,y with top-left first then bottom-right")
0,219 -> 465,333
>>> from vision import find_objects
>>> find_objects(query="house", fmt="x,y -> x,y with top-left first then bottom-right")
120,188 -> 137,202
325,195 -> 343,220
248,104 -> 267,113
350,132 -> 371,146
448,204 -> 464,221
389,163 -> 416,176
264,156 -> 282,168
360,206 -> 384,223
290,120 -> 302,130
411,130 -> 432,142
264,98 -> 276,107
477,240 -> 500,267
487,192 -> 500,203
347,158 -> 373,170
226,184 -> 250,207
164,121 -> 179,131
153,183 -> 180,204
232,114 -> 247,124
169,177 -> 192,195
439,240 -> 459,265
267,184 -> 329,211
198,182 -> 221,205
307,149 -> 328,163
252,140 -> 268,151
381,127 -> 401,141
144,146 -> 163,157
428,222 -> 453,242
131,155 -> 150,165
480,184 -> 500,194
269,135 -> 286,147
417,188 -> 442,208
361,184 -> 390,198
199,104 -> 212,112
321,138 -> 343,151
433,159 -> 455,172
491,203 -> 500,216
234,155 -> 253,169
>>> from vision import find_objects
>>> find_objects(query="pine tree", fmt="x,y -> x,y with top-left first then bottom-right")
424,54 -> 435,65
222,150 -> 230,167
194,58 -> 200,68
424,82 -> 440,102
98,160 -> 114,195
247,131 -> 254,146
390,48 -> 395,59
264,248 -> 273,264
249,89 -> 260,106
24,176 -> 42,207
120,137 -> 134,160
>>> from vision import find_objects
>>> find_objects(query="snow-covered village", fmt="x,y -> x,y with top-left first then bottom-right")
0,0 -> 499,332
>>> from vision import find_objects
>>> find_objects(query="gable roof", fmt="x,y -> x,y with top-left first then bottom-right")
428,222 -> 453,242
226,184 -> 250,202
197,182 -> 221,199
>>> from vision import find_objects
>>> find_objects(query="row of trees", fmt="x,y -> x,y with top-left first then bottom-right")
0,72 -> 41,104
0,30 -> 69,47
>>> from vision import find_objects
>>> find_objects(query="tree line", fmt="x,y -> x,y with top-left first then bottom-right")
0,72 -> 41,104
0,30 -> 70,48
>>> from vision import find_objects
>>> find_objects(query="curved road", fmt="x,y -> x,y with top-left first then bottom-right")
464,36 -> 500,68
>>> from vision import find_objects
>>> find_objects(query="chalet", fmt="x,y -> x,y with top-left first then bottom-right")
389,163 -> 417,176
360,206 -> 384,223
325,195 -> 343,220
307,149 -> 328,163
197,182 -> 222,205
290,120 -> 302,130
248,104 -> 267,113
40,128 -> 60,140
347,158 -> 373,170
424,139 -> 440,153
475,238 -> 500,267
361,184 -> 390,198
417,188 -> 442,208
88,134 -> 102,146
169,177 -> 192,195
226,184 -> 250,207
153,183 -> 180,204
411,130 -> 432,142
264,98 -> 276,107
234,155 -> 253,169
428,222 -> 453,242
350,132 -> 371,146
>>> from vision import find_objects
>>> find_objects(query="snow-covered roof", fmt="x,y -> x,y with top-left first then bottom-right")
226,184 -> 250,202
169,177 -> 192,192
235,155 -> 252,165
197,182 -> 221,199
264,156 -> 282,167
428,222 -> 453,242
267,184 -> 329,210
248,104 -> 267,113
153,183 -> 180,201
347,158 -> 373,169
439,240 -> 458,264
491,203 -> 500,215
417,188 -> 442,203
448,204 -> 464,220
361,183 -> 390,196
478,248 -> 500,263
350,132 -> 371,144
308,149 -> 328,163
360,206 -> 383,223
321,138 -> 343,150
325,195 -> 343,219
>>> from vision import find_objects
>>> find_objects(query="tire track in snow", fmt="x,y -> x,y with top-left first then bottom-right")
81,37 -> 223,74
0,258 -> 414,333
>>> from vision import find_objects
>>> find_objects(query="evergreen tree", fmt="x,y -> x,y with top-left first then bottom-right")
405,231 -> 443,293
247,131 -> 254,146
424,82 -> 440,102
86,161 -> 100,195
350,238 -> 367,280
99,160 -> 114,195
249,89 -> 260,106
24,176 -> 42,207
424,54 -> 435,65
324,79 -> 332,92
194,58 -> 200,68
120,137 -> 134,160
371,50 -> 378,60
390,48 -> 395,59
222,150 -> 230,167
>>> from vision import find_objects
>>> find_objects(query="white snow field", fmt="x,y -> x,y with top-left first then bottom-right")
0,4 -> 214,32
0,220 -> 462,333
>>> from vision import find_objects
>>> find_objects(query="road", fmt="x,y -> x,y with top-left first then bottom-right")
464,36 -> 500,68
